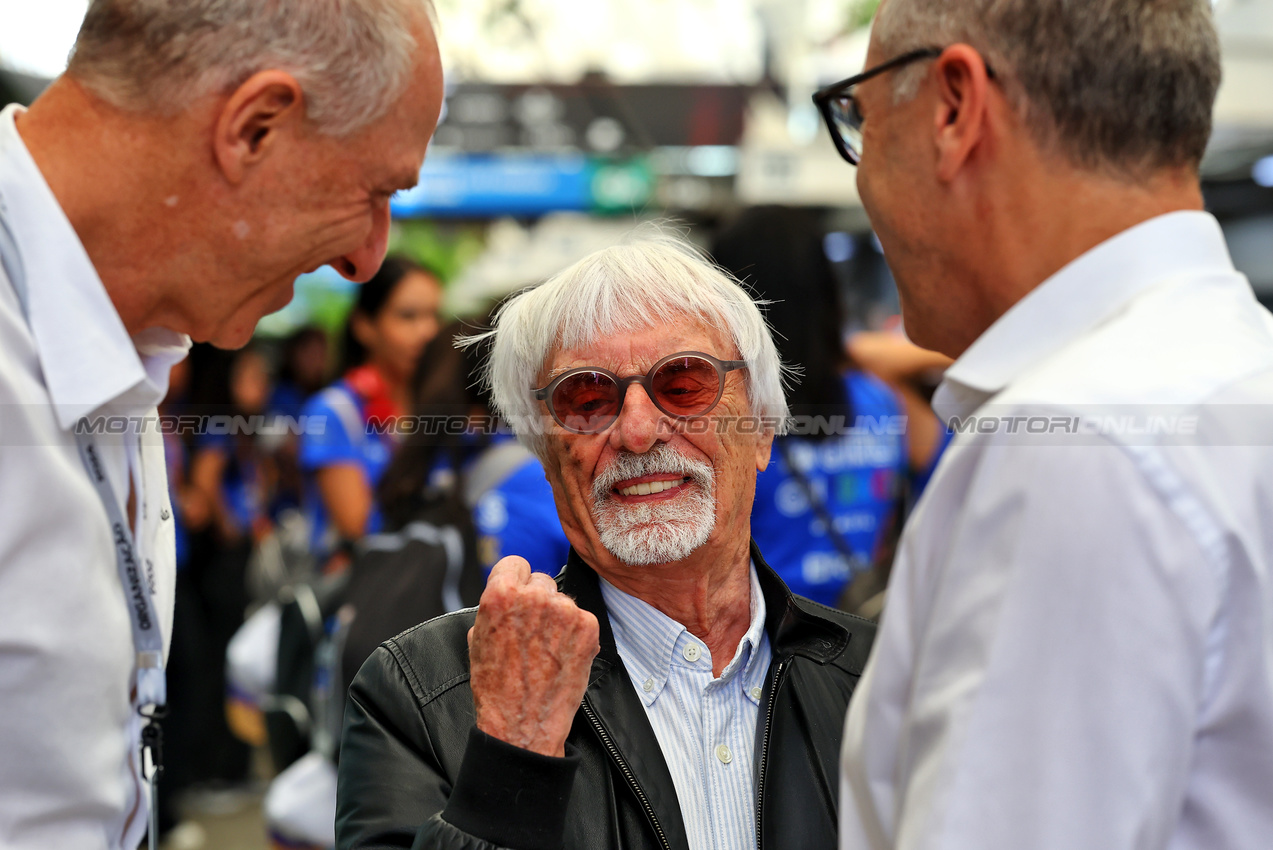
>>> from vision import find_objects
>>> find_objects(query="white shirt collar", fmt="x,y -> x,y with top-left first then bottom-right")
0,104 -> 190,430
932,211 -> 1236,422
600,561 -> 769,706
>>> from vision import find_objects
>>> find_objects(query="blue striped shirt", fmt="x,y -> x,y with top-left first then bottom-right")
599,564 -> 772,850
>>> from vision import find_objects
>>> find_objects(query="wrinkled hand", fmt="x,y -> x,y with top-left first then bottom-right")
468,557 -> 600,758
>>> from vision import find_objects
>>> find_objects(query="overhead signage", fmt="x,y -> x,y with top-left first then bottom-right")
391,153 -> 656,217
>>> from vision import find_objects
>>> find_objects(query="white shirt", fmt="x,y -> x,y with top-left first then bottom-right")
600,564 -> 772,850
840,211 -> 1273,850
0,103 -> 190,850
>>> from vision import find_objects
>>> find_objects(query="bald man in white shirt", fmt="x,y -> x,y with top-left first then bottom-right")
813,1 -> 1273,848
0,2 -> 443,848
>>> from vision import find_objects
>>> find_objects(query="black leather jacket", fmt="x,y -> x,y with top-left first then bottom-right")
336,544 -> 876,850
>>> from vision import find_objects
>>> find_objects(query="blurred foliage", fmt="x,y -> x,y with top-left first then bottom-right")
846,0 -> 881,32
388,219 -> 489,316
256,220 -> 488,339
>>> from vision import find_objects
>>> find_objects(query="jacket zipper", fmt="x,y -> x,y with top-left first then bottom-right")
754,658 -> 789,850
582,697 -> 673,850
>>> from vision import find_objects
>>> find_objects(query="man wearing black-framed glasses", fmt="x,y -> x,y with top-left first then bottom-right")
828,2 -> 1273,850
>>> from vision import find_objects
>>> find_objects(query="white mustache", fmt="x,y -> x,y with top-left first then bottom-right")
591,444 -> 714,502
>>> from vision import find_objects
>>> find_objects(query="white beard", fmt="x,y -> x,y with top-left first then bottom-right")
590,444 -> 716,566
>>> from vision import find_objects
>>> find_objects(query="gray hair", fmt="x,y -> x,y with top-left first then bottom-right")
476,231 -> 791,460
66,0 -> 437,136
874,0 -> 1221,175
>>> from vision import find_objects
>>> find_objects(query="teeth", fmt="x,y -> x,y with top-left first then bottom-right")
619,479 -> 683,497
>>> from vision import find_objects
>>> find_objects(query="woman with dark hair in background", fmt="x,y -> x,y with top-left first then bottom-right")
160,344 -> 274,833
376,314 -> 570,579
299,255 -> 443,558
269,326 -> 331,421
713,205 -> 909,610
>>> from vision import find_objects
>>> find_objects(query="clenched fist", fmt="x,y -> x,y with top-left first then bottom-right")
468,556 -> 600,758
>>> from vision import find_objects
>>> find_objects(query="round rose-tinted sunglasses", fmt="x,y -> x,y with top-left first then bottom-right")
532,351 -> 748,434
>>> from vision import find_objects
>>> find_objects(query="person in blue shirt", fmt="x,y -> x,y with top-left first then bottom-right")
376,316 -> 571,579
471,439 -> 571,577
714,206 -> 909,608
189,346 -> 274,543
846,328 -> 955,507
270,326 -> 331,422
300,256 -> 443,557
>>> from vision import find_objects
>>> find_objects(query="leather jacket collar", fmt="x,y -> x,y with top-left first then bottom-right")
557,540 -> 852,669
553,542 -> 859,850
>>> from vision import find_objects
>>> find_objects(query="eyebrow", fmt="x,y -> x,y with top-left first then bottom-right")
545,365 -> 582,380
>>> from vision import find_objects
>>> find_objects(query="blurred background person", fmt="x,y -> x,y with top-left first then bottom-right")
847,329 -> 953,502
261,314 -> 568,850
269,327 -> 331,422
156,357 -> 200,840
161,344 -> 279,840
377,314 -> 570,580
299,256 -> 443,561
714,205 -> 910,610
190,346 -> 277,549
266,326 -> 333,532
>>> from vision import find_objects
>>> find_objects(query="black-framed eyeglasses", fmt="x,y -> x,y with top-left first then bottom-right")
532,351 -> 748,435
813,46 -> 996,165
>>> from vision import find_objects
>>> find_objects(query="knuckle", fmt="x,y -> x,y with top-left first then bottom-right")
528,572 -> 558,593
494,555 -> 532,578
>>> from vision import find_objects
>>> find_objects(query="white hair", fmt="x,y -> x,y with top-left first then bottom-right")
475,229 -> 791,460
67,0 -> 437,137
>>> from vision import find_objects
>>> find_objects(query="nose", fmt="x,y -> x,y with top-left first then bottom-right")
609,382 -> 669,454
332,201 -> 392,283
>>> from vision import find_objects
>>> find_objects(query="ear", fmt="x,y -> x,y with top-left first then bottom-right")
755,429 -> 773,473
213,70 -> 306,185
931,44 -> 994,183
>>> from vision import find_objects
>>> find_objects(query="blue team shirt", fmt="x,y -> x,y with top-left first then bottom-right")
268,381 -> 311,423
750,371 -> 907,607
195,431 -> 268,534
299,381 -> 394,550
472,453 -> 571,578
911,424 -> 952,501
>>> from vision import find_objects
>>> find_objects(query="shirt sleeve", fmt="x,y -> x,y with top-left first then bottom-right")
841,435 -> 1223,850
299,387 -> 362,471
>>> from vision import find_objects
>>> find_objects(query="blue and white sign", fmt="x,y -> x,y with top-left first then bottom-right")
391,152 -> 592,217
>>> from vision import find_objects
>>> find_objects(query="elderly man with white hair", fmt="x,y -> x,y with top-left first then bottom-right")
335,234 -> 877,850
0,2 -> 442,848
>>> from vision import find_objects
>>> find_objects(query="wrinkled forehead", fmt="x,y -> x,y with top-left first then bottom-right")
541,313 -> 738,381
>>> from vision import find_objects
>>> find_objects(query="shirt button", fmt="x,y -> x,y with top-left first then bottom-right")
642,678 -> 654,692
683,643 -> 702,663
715,744 -> 732,765
750,686 -> 762,700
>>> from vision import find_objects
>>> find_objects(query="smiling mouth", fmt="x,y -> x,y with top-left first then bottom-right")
614,476 -> 692,499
